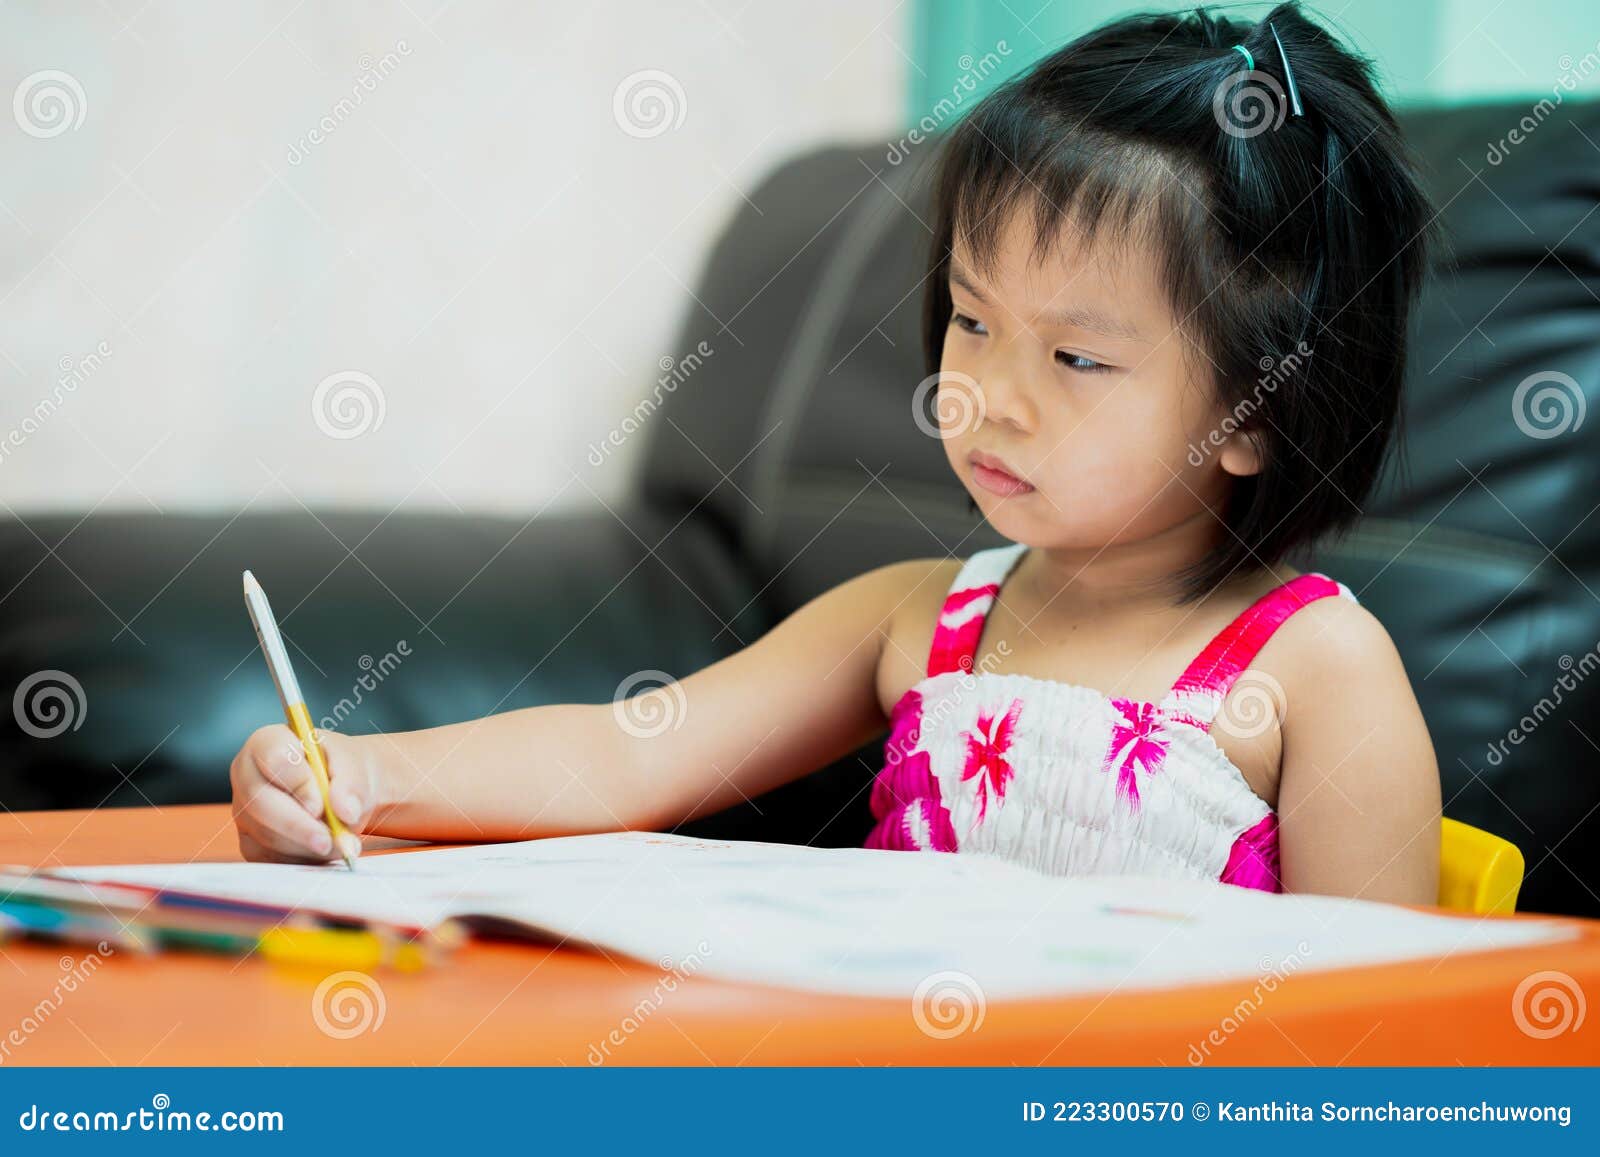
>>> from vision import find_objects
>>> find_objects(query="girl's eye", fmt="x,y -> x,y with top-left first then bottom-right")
950,312 -> 988,336
1056,351 -> 1111,373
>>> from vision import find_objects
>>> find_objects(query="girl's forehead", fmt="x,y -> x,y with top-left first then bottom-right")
950,204 -> 1174,337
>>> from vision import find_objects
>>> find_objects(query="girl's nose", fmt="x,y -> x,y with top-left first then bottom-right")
970,354 -> 1036,435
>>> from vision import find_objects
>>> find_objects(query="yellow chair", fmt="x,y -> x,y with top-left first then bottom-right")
1438,816 -> 1525,915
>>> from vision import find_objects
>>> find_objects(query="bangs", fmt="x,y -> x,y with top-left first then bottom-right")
949,125 -> 1215,297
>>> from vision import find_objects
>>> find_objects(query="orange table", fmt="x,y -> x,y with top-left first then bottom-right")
0,804 -> 1596,1065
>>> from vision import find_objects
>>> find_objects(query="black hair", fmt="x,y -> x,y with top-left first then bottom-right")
924,2 -> 1437,601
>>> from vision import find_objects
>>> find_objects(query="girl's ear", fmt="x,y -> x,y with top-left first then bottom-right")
1217,425 -> 1266,479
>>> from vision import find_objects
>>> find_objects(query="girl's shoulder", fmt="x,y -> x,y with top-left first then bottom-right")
817,556 -> 959,604
864,557 -> 963,640
1254,582 -> 1414,717
816,556 -> 961,664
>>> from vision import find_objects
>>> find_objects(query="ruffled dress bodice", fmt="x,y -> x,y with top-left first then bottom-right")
865,543 -> 1357,891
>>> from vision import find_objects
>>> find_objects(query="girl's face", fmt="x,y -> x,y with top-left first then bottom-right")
938,206 -> 1260,554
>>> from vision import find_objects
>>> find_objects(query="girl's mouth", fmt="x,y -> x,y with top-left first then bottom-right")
969,451 -> 1035,497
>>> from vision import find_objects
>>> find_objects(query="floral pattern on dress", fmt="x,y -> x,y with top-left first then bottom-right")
1101,697 -> 1170,811
960,697 -> 1024,825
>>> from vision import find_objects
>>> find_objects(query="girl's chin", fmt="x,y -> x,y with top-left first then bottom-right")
969,490 -> 1044,533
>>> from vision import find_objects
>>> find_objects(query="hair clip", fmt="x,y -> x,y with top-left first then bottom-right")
1269,21 -> 1304,116
1229,44 -> 1254,70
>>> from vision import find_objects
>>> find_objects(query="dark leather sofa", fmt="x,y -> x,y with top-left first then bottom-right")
4,98 -> 1598,916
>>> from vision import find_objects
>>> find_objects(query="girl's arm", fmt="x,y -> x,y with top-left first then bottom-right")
1274,598 -> 1442,904
229,561 -> 924,861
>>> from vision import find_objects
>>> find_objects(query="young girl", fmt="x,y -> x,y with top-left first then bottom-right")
231,3 -> 1443,903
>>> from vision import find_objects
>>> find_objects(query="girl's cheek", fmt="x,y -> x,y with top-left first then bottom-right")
1039,405 -> 1186,494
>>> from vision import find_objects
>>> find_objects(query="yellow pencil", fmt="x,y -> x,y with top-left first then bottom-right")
242,570 -> 357,870
257,926 -> 433,971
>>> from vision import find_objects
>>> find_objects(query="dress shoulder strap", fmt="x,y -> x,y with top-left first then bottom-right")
1160,572 -> 1357,732
925,542 -> 1029,677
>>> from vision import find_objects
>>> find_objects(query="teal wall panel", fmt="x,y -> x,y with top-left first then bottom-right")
907,0 -> 1600,120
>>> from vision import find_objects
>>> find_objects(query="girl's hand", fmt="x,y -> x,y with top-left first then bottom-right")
229,725 -> 385,864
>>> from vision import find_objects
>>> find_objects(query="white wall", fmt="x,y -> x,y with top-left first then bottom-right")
0,1 -> 903,516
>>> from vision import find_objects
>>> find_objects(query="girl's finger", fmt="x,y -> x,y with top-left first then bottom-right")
325,751 -> 372,828
238,829 -> 333,867
250,729 -> 328,820
240,784 -> 335,860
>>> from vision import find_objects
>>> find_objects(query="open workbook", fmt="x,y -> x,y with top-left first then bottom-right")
40,831 -> 1577,998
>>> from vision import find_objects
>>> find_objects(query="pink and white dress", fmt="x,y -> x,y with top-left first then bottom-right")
864,542 -> 1357,891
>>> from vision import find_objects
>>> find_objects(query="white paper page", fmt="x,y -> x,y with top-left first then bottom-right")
50,832 -> 1579,998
